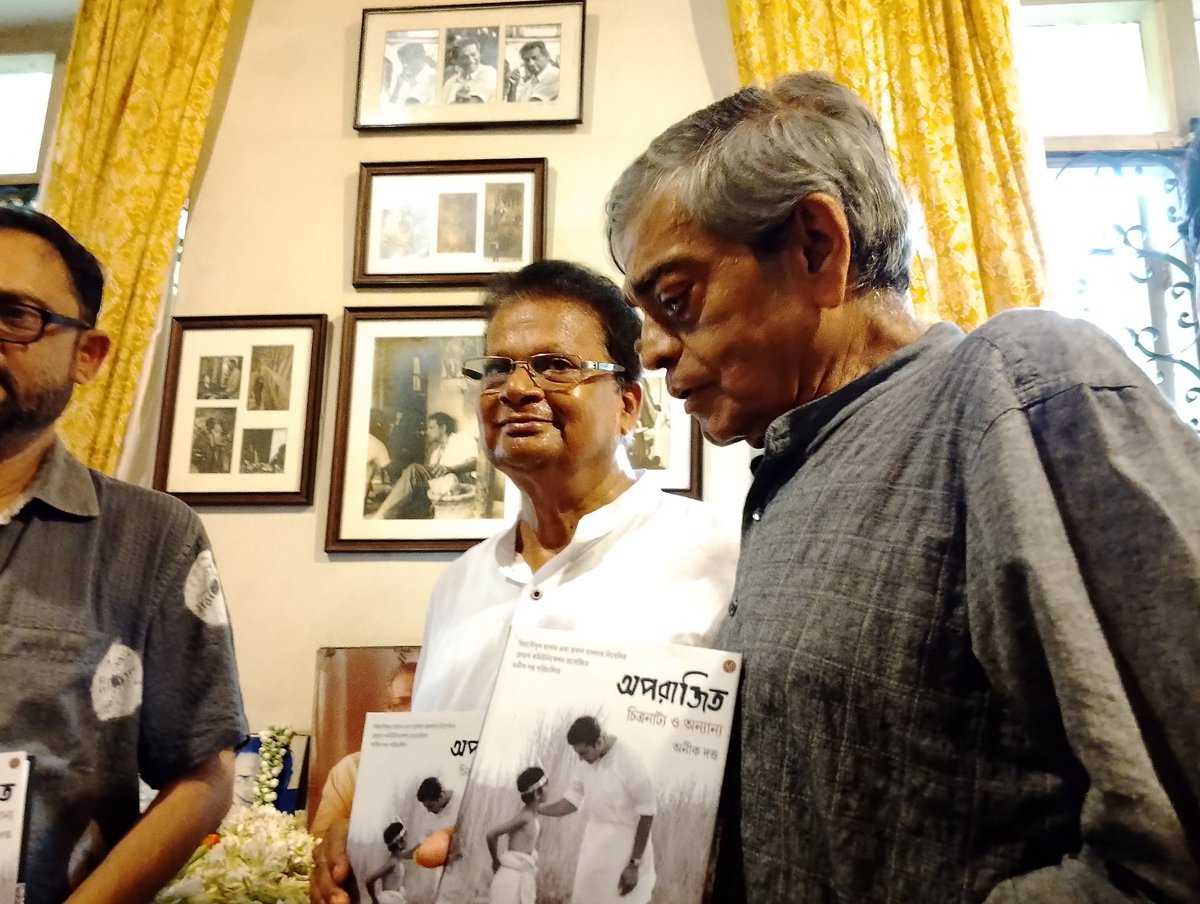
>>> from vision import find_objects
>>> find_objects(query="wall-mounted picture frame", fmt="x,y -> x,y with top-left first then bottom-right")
326,306 -> 518,553
353,158 -> 546,289
308,645 -> 420,829
231,732 -> 310,816
634,370 -> 703,499
153,315 -> 328,505
354,1 -> 585,131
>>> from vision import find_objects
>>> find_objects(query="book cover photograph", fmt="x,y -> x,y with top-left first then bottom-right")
348,711 -> 483,904
436,628 -> 741,904
309,645 -> 420,830
0,751 -> 31,904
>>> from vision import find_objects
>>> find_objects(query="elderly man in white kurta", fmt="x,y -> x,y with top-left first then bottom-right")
540,717 -> 656,904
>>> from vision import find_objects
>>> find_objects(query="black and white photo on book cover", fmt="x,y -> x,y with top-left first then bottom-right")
0,752 -> 31,904
348,712 -> 484,904
436,628 -> 741,904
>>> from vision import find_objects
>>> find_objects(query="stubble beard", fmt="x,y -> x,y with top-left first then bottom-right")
0,370 -> 74,460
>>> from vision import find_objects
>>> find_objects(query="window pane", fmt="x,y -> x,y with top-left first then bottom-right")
1042,152 -> 1200,430
1019,24 -> 1162,135
0,53 -> 55,176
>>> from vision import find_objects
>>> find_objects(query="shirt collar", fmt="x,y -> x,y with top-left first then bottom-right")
25,437 -> 99,518
761,322 -> 964,461
492,470 -> 656,576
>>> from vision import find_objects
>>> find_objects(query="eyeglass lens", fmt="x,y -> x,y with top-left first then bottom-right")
0,300 -> 49,342
470,354 -> 584,388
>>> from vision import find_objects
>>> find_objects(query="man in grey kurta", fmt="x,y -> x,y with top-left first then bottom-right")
0,205 -> 247,903
607,72 -> 1200,901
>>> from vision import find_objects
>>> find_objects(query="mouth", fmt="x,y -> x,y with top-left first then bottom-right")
668,380 -> 702,414
498,415 -> 552,435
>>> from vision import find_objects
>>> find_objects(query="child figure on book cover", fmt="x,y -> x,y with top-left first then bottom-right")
485,766 -> 546,904
364,820 -> 410,904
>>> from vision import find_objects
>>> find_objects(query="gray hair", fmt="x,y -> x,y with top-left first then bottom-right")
605,71 -> 912,294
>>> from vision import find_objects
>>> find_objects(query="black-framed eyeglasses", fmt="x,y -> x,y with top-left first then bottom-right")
0,297 -> 94,345
461,354 -> 625,392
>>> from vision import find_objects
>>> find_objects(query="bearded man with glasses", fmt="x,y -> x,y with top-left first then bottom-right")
310,259 -> 739,904
0,205 -> 247,904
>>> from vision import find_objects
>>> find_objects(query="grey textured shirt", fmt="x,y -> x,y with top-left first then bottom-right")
715,311 -> 1200,903
0,440 -> 247,904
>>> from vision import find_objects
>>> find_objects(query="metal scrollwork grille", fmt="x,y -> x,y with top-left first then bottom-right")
1045,151 -> 1200,432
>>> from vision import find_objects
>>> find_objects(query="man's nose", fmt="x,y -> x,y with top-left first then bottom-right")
638,317 -> 680,373
499,360 -> 544,400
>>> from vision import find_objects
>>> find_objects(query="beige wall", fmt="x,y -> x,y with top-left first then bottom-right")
144,0 -> 749,730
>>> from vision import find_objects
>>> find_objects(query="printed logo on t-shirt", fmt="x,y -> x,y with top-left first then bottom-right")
184,549 -> 229,627
91,642 -> 143,721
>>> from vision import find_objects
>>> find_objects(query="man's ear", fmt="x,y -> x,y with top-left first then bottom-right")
618,379 -> 643,435
72,330 -> 111,385
780,192 -> 853,310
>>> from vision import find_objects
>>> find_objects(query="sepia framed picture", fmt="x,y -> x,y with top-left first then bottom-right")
353,158 -> 545,289
308,645 -> 420,829
326,306 -> 518,553
634,370 -> 703,499
354,1 -> 585,131
153,315 -> 329,505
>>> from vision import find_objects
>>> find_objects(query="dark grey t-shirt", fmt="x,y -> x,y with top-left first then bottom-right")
0,441 -> 247,904
717,311 -> 1200,903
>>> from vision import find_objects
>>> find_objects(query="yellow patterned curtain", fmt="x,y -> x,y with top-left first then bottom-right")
43,0 -> 234,473
726,0 -> 1045,327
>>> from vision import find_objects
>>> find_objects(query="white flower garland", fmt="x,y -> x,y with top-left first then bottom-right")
154,806 -> 315,904
153,725 -> 314,904
254,724 -> 295,806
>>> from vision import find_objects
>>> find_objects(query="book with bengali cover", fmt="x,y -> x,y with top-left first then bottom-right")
435,627 -> 741,904
348,711 -> 483,904
0,752 -> 31,904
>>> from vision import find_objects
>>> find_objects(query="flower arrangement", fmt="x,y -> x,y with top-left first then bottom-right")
253,725 -> 295,807
154,726 -> 316,904
154,806 -> 316,904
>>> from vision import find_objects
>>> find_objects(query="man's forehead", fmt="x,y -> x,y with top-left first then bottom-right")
488,297 -> 604,338
0,228 -> 77,305
620,195 -> 698,293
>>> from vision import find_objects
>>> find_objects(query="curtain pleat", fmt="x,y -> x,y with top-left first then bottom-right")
43,0 -> 234,473
726,0 -> 1045,327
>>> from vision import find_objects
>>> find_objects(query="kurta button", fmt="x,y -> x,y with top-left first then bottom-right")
751,508 -> 763,522
530,588 -> 542,600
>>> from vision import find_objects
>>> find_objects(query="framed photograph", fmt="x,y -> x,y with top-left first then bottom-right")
153,315 -> 328,505
353,158 -> 545,288
231,732 -> 310,815
354,1 -> 585,130
633,370 -> 703,499
326,306 -> 518,553
308,645 -> 420,829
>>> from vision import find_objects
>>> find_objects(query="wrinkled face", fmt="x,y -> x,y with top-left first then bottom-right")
457,42 -> 480,72
571,741 -> 602,764
522,47 -> 549,75
0,229 -> 104,456
478,297 -> 638,481
620,193 -> 818,448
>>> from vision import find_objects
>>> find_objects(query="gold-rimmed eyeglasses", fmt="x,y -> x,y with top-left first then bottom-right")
461,353 -> 625,392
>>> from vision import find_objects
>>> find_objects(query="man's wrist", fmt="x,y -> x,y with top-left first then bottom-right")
627,857 -> 641,867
